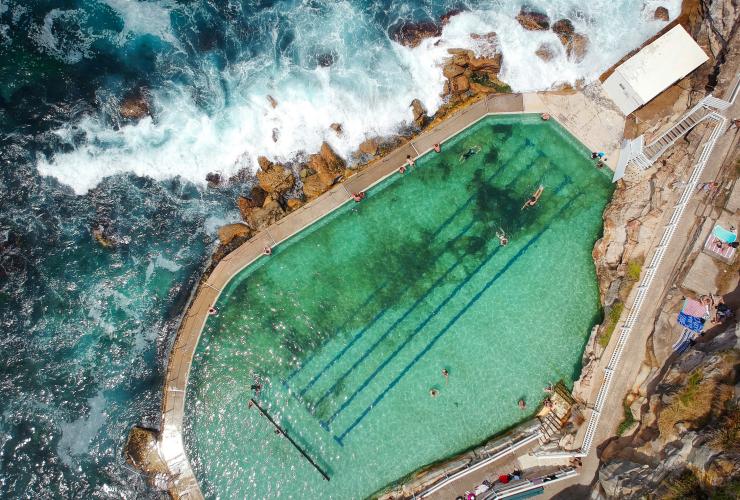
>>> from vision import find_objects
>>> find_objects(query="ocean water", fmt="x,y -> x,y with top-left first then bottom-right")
0,0 -> 673,497
185,115 -> 613,498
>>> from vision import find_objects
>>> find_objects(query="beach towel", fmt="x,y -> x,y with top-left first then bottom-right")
672,329 -> 696,353
677,311 -> 705,333
682,298 -> 708,319
713,225 -> 737,243
704,233 -> 737,260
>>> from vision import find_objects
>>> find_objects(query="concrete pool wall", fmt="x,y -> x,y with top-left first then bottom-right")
156,90 -> 626,499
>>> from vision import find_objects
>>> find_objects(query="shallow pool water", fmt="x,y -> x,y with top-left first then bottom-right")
184,114 -> 613,498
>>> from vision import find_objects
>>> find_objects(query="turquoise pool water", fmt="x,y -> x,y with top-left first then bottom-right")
184,114 -> 613,498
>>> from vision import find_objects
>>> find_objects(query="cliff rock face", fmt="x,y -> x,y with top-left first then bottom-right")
595,328 -> 739,498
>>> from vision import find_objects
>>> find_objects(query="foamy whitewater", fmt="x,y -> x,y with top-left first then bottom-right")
34,0 -> 680,194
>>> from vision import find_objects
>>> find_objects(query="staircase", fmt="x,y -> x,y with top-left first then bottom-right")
621,93 -> 732,172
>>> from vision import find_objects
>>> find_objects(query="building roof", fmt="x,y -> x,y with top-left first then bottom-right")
603,25 -> 709,115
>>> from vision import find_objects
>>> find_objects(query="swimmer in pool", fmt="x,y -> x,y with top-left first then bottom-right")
459,145 -> 481,162
521,185 -> 544,210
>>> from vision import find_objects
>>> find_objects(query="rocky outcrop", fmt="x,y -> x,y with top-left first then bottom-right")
120,91 -> 150,120
330,122 -> 343,135
267,95 -> 278,108
243,197 -> 286,230
306,142 -> 345,188
388,20 -> 442,48
358,137 -> 381,156
255,157 -> 295,197
594,328 -> 739,499
410,99 -> 428,128
124,427 -> 170,490
516,7 -> 550,31
440,49 -> 507,100
551,19 -> 589,62
217,223 -> 252,246
237,187 -> 268,219
654,6 -> 669,22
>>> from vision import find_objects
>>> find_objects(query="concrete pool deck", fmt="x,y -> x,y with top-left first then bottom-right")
157,89 -> 627,499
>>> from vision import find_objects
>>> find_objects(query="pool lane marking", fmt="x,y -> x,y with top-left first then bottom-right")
307,164 -> 547,407
304,219 -> 476,402
321,176 -> 572,432
283,283 -> 388,384
333,192 -> 582,444
293,157 -> 518,396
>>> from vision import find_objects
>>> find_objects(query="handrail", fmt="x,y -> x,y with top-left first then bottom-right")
418,428 -> 542,498
579,110 -> 727,455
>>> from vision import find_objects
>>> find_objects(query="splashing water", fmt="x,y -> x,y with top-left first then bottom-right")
0,0 -> 676,496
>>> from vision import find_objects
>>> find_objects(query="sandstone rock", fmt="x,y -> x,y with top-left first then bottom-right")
330,122 -> 343,135
217,223 -> 251,245
443,63 -> 465,79
120,92 -> 150,120
244,200 -> 285,230
267,95 -> 278,108
516,7 -> 550,31
255,160 -> 295,196
654,6 -> 669,21
535,43 -> 556,61
302,174 -> 327,199
257,155 -> 272,171
359,137 -> 380,156
410,98 -> 428,128
125,427 -> 169,477
451,75 -> 470,93
552,18 -> 575,39
237,187 -> 268,220
467,54 -> 502,72
306,143 -> 345,187
388,20 -> 441,48
567,33 -> 589,63
287,198 -> 303,211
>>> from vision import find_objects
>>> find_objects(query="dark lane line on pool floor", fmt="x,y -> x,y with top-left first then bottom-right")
307,163 -> 548,409
292,154 -> 522,398
321,177 -> 572,433
333,192 -> 583,444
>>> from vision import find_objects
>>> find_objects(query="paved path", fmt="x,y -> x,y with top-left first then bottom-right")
156,90 -> 626,499
543,80 -> 740,499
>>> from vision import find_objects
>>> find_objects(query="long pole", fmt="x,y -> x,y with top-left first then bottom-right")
250,398 -> 330,481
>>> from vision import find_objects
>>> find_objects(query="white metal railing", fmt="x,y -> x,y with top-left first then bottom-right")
578,110 -> 728,454
624,91 -> 733,171
482,468 -> 579,499
418,429 -> 542,498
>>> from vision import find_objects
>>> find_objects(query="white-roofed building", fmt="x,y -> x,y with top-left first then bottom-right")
603,25 -> 709,115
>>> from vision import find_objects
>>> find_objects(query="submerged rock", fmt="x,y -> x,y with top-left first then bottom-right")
654,6 -> 669,21
120,91 -> 150,120
567,33 -> 589,62
440,8 -> 466,26
330,122 -> 343,135
535,43 -> 556,61
267,95 -> 278,108
388,19 -> 441,48
125,426 -> 169,489
205,172 -> 221,186
552,18 -> 575,41
516,7 -> 550,31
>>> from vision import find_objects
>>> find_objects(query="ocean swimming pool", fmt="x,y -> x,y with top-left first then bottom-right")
183,114 -> 613,498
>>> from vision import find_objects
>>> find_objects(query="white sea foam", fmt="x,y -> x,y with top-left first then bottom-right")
37,0 -> 681,194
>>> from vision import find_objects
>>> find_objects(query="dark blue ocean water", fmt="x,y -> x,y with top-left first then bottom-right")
0,0 -> 673,496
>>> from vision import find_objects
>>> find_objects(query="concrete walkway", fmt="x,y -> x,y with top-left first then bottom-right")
156,90 -> 627,499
